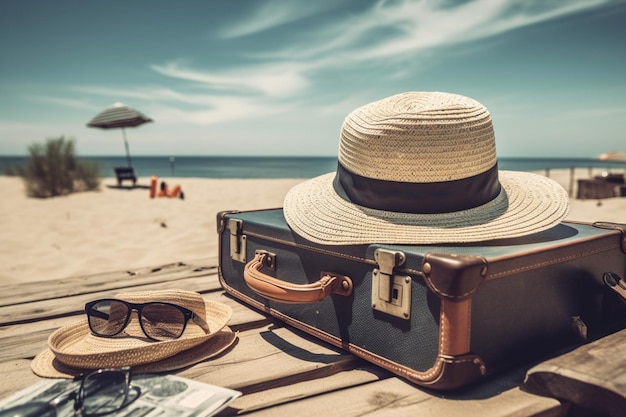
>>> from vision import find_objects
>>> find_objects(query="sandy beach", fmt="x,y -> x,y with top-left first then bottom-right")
1,168 -> 625,284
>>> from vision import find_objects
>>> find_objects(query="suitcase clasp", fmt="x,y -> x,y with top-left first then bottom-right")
229,218 -> 247,263
372,248 -> 411,320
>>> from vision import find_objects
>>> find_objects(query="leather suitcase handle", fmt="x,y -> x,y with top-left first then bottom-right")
244,251 -> 353,304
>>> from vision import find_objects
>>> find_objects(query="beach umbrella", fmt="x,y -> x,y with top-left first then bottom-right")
87,102 -> 153,167
597,150 -> 626,162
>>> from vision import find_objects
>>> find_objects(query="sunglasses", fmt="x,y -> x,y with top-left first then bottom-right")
0,368 -> 138,417
85,299 -> 210,341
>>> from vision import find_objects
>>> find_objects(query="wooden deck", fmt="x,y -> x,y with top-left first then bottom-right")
1,258 -> 623,417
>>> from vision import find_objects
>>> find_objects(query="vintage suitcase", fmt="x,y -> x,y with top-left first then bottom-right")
217,208 -> 626,390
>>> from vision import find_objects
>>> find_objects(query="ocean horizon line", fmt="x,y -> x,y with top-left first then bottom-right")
2,155 -> 626,179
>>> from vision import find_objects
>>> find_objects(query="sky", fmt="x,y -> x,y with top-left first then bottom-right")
0,0 -> 625,158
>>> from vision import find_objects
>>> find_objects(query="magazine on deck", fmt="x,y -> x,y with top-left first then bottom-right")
0,373 -> 241,417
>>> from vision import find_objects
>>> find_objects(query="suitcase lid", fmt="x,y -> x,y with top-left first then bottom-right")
223,208 -> 620,252
220,209 -> 624,286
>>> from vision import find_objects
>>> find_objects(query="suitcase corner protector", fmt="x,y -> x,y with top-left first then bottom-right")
216,210 -> 241,234
411,353 -> 487,390
423,253 -> 488,300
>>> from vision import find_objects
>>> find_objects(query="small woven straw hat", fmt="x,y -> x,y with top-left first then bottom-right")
31,290 -> 236,378
283,91 -> 569,245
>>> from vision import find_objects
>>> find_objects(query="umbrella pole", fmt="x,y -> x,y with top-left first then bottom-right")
121,127 -> 132,167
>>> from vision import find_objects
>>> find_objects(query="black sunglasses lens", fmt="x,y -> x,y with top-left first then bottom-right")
140,303 -> 187,340
87,300 -> 130,337
81,370 -> 129,416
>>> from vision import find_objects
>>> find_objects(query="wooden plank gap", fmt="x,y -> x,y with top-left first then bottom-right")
229,317 -> 276,333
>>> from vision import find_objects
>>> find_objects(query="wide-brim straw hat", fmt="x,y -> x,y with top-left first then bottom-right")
31,290 -> 236,378
284,92 -> 569,245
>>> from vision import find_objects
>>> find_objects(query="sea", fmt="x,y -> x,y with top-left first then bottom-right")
2,155 -> 625,179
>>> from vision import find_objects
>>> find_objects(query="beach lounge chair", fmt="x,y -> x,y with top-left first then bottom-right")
114,167 -> 137,187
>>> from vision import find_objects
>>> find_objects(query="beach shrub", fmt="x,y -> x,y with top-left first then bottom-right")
17,136 -> 101,198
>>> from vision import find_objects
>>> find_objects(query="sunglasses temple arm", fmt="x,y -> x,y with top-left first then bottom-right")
191,313 -> 211,333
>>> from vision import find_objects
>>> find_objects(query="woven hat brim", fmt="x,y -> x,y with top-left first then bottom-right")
283,170 -> 569,244
41,300 -> 231,370
31,328 -> 237,378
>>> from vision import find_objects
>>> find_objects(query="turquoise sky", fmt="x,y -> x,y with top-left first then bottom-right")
1,0 -> 625,157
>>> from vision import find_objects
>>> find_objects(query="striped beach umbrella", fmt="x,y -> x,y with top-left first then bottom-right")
87,103 -> 153,167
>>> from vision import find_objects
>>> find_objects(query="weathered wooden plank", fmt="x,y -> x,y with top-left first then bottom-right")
522,328 -> 626,417
0,292 -> 269,362
0,359 -> 41,399
0,326 -> 55,364
0,274 -> 225,326
243,377 -> 564,417
0,290 -> 264,338
0,258 -> 219,307
177,324 -> 356,392
230,365 -> 391,414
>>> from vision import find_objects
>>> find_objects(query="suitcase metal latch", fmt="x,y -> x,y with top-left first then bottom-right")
229,218 -> 247,263
372,248 -> 411,320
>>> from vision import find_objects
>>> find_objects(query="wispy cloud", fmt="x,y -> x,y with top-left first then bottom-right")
72,86 -> 156,102
72,84 -> 292,126
23,95 -> 101,111
150,62 -> 310,98
262,0 -> 614,63
143,0 -> 617,125
35,0 -> 620,128
150,96 -> 289,125
217,0 -> 339,38
75,85 -> 214,107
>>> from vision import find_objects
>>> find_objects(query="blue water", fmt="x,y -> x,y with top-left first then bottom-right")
2,155 -> 625,179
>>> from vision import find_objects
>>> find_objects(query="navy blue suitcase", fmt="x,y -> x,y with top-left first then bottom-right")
217,208 -> 626,389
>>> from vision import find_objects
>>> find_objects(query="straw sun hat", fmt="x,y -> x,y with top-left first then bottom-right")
284,91 -> 569,245
31,290 -> 236,378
